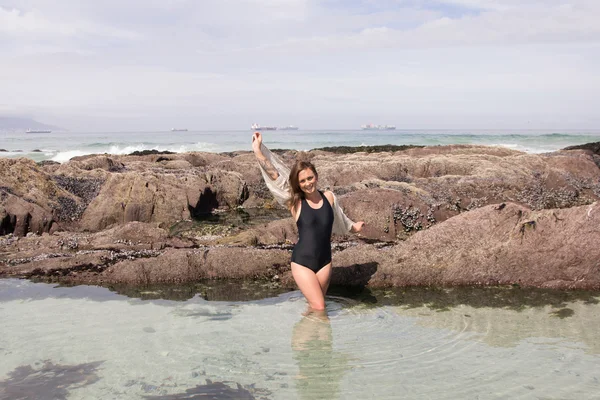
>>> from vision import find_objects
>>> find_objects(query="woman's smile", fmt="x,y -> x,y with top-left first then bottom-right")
298,168 -> 317,193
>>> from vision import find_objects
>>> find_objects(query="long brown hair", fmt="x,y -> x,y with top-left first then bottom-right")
287,160 -> 319,211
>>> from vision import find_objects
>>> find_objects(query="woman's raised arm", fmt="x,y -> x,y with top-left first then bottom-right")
252,132 -> 279,181
252,132 -> 292,207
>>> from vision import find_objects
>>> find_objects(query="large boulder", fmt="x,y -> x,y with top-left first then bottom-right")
205,169 -> 249,208
336,186 -> 436,241
563,141 -> 600,155
79,171 -> 210,231
68,155 -> 125,172
100,247 -> 291,285
0,193 -> 54,235
0,158 -> 77,235
331,201 -> 600,289
313,146 -> 600,241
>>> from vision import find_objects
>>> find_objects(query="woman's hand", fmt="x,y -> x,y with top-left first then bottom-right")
351,221 -> 365,233
252,131 -> 263,155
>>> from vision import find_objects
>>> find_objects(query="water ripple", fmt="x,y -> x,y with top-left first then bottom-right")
1,281 -> 599,399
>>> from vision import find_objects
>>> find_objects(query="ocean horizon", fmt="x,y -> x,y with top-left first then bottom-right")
1,128 -> 600,163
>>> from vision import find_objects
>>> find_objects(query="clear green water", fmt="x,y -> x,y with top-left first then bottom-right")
1,279 -> 599,399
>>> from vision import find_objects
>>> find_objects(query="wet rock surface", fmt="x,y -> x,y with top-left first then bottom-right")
1,143 -> 600,289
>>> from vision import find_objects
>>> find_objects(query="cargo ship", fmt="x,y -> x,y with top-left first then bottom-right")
279,125 -> 299,130
26,129 -> 52,133
251,123 -> 277,131
171,128 -> 188,132
360,124 -> 396,130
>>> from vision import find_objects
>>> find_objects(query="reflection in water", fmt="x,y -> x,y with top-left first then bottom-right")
330,285 -> 600,311
108,281 -> 292,302
292,310 -> 349,400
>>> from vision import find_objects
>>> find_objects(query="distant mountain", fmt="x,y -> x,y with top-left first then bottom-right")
0,116 -> 62,131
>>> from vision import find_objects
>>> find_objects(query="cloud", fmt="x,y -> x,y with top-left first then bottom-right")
0,6 -> 142,40
0,0 -> 598,130
201,1 -> 600,56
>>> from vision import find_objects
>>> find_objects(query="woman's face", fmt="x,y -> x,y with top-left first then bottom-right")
297,168 -> 317,195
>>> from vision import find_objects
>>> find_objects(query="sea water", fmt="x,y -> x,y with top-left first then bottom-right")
1,129 -> 600,162
1,279 -> 599,399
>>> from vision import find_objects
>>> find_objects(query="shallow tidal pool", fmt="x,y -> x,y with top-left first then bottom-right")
1,279 -> 599,399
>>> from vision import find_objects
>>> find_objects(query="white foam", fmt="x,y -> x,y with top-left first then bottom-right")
494,143 -> 555,154
192,142 -> 218,152
51,150 -> 88,163
107,144 -> 147,155
48,142 -> 219,163
0,151 -> 25,157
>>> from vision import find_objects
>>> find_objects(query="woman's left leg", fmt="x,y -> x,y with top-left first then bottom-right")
315,263 -> 332,296
291,262 -> 326,311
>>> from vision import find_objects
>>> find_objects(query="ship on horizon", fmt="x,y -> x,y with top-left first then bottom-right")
171,128 -> 188,132
279,125 -> 299,130
251,123 -> 277,131
26,129 -> 52,133
360,124 -> 396,130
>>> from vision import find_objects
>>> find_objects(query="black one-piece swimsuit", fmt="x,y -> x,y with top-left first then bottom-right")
291,191 -> 334,273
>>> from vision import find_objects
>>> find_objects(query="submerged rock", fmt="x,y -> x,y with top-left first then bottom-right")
0,360 -> 103,400
142,380 -> 257,399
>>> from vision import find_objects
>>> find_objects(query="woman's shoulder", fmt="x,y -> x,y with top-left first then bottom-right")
289,196 -> 302,211
322,190 -> 334,206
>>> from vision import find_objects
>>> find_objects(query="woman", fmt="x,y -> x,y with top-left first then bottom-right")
252,132 -> 364,311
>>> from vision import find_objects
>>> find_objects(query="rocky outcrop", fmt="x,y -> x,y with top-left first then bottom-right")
0,158 -> 76,235
563,142 -> 600,169
563,141 -> 600,155
2,145 -> 599,239
0,193 -> 55,236
1,201 -> 599,289
79,172 -> 207,231
1,143 -> 600,290
331,201 -> 600,289
68,155 -> 125,172
0,221 -> 291,285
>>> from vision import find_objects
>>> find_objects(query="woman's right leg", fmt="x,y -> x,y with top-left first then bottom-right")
291,262 -> 326,311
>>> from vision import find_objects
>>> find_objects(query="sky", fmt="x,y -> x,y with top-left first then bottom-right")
1,0 -> 599,131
